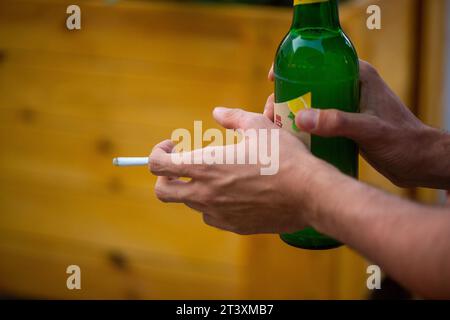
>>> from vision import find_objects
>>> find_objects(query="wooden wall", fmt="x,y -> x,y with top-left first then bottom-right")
415,0 -> 448,204
0,0 -> 441,299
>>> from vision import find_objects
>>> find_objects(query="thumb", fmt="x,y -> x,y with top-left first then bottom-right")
296,108 -> 377,143
213,107 -> 273,130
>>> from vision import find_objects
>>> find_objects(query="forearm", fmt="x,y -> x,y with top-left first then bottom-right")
307,169 -> 450,298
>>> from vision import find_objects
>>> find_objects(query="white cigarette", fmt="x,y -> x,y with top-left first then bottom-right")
113,157 -> 149,167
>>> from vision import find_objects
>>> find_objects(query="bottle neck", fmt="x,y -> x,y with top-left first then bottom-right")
291,0 -> 340,30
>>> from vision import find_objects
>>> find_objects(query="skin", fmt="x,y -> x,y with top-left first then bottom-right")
266,61 -> 450,189
149,60 -> 450,299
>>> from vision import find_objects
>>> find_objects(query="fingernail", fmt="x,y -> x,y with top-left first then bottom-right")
297,109 -> 319,131
213,107 -> 229,117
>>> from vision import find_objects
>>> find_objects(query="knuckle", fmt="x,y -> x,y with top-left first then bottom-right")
332,110 -> 346,128
225,108 -> 243,122
149,156 -> 163,174
323,110 -> 346,132
154,184 -> 169,203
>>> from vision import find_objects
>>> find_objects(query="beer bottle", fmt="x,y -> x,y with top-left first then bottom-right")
274,0 -> 359,250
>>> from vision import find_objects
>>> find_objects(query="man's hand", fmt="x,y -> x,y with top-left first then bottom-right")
149,108 -> 340,235
265,61 -> 450,189
147,70 -> 450,298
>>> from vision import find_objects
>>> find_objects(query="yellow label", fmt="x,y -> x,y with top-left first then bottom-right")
287,92 -> 311,115
294,0 -> 329,5
274,92 -> 312,149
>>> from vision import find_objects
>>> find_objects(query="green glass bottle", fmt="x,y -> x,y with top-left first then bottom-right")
274,0 -> 359,250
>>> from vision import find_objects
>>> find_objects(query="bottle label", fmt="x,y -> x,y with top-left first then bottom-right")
274,92 -> 312,149
294,0 -> 329,5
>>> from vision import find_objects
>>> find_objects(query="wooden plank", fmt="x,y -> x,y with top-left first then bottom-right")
0,134 -> 246,264
0,67 -> 244,136
415,0 -> 447,204
341,0 -> 419,107
0,1 -> 242,67
0,229 -> 242,299
0,0 -> 289,69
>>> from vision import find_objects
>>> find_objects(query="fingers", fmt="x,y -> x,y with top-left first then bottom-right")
151,106 -> 276,180
268,64 -> 274,82
154,176 -> 192,203
213,107 -> 274,130
149,140 -> 196,178
287,59 -> 383,144
213,107 -> 247,129
153,139 -> 174,154
263,93 -> 275,121
296,108 -> 379,143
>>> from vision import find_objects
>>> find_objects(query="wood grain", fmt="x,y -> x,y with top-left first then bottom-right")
0,0 -> 436,299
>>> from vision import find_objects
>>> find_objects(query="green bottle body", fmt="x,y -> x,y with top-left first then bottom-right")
274,0 -> 359,250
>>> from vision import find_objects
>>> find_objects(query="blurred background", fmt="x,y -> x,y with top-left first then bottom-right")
0,0 -> 448,299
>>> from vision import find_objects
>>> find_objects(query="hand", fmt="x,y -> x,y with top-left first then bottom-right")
265,60 -> 448,189
149,108 -> 339,235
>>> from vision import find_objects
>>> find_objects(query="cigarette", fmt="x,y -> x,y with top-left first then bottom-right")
113,157 -> 149,167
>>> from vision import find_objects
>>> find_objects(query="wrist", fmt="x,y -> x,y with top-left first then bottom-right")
309,170 -> 372,241
291,157 -> 351,231
415,126 -> 450,189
